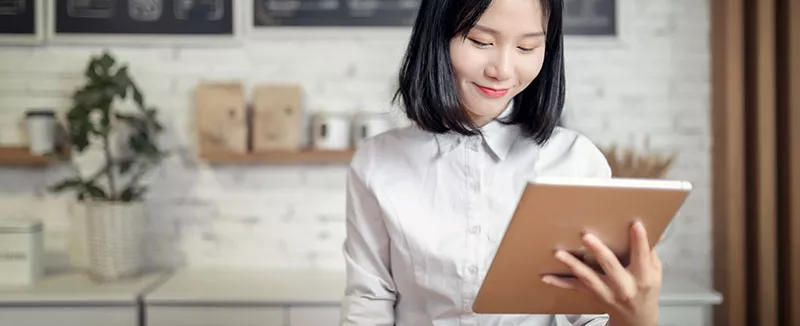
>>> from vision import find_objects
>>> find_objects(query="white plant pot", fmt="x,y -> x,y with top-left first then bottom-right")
84,201 -> 146,281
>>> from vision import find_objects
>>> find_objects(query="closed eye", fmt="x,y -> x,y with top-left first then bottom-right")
468,38 -> 491,47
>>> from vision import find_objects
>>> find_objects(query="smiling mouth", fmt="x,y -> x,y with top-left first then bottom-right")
474,83 -> 509,98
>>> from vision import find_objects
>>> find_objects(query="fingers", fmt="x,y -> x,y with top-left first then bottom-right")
630,220 -> 653,276
553,250 -> 615,303
581,232 -> 635,298
541,275 -> 587,292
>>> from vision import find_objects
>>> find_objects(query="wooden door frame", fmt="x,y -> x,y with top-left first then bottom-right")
710,0 -> 747,325
711,0 -> 800,325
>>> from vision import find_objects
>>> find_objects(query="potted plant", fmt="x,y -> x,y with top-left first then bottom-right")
600,136 -> 677,179
49,51 -> 167,280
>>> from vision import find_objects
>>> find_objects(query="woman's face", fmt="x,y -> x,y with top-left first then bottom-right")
449,0 -> 547,126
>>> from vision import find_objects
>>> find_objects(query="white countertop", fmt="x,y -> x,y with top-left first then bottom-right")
144,268 -> 722,307
0,270 -> 168,305
659,291 -> 723,305
145,268 -> 347,306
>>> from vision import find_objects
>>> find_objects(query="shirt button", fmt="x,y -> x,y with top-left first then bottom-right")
469,225 -> 481,234
470,142 -> 479,151
469,265 -> 478,275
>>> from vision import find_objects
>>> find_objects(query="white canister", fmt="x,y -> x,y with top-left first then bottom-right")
311,113 -> 351,150
0,219 -> 44,286
352,113 -> 394,147
25,109 -> 57,155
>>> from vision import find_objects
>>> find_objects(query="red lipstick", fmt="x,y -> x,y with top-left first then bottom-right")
475,84 -> 509,98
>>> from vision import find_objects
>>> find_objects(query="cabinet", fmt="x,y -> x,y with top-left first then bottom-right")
552,291 -> 722,326
146,269 -> 722,326
147,306 -> 286,326
658,292 -> 723,326
0,270 -> 167,326
144,269 -> 345,326
0,268 -> 722,326
288,306 -> 342,326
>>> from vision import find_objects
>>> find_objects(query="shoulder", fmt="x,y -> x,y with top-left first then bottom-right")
535,127 -> 612,178
348,125 -> 433,185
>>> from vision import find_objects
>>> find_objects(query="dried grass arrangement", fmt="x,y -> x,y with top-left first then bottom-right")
600,137 -> 678,179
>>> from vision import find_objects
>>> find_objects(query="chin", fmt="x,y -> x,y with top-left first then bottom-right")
464,99 -> 507,121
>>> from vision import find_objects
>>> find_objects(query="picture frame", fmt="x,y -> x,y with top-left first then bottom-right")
244,0 -> 413,40
251,0 -> 419,27
246,0 -> 616,36
0,0 -> 45,45
46,0 -> 245,46
563,0 -> 616,36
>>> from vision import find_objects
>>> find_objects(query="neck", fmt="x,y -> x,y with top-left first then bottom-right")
468,112 -> 495,127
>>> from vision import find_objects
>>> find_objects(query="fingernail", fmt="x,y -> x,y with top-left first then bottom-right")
541,275 -> 554,285
554,250 -> 567,260
582,232 -> 597,243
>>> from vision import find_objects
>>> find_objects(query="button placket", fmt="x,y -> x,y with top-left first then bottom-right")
468,265 -> 478,275
463,135 -> 483,314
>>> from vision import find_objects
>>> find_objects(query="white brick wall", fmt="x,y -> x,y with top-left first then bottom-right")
0,0 -> 711,290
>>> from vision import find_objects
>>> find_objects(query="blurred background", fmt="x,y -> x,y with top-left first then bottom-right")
0,1 -> 797,326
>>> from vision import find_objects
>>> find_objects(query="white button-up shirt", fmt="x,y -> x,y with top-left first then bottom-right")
340,109 -> 612,326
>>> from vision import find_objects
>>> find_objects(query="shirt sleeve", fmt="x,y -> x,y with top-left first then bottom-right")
340,154 -> 397,326
577,134 -> 613,179
559,314 -> 610,325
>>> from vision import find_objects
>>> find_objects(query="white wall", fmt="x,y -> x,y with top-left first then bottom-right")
0,0 -> 711,290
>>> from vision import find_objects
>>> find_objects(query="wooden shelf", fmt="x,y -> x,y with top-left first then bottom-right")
200,149 -> 355,164
0,146 -> 60,166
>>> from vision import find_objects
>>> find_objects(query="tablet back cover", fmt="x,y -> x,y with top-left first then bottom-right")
472,178 -> 691,315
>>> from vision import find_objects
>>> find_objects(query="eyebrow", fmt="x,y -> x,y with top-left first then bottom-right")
473,24 -> 545,38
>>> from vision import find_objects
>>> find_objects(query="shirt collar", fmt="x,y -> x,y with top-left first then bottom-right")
434,101 -> 520,161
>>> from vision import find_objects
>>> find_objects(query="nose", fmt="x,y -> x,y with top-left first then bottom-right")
485,50 -> 513,82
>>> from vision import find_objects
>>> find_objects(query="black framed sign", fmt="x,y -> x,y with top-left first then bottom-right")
253,0 -> 419,27
0,0 -> 44,44
563,0 -> 615,36
252,0 -> 616,36
49,0 -> 242,43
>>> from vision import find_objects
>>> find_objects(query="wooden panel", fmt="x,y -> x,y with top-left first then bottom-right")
0,146 -> 57,165
750,0 -> 779,324
0,306 -> 138,326
710,0 -> 748,325
146,306 -> 285,326
200,150 -> 354,164
786,0 -> 800,324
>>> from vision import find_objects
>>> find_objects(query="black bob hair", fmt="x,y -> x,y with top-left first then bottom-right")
392,0 -> 565,145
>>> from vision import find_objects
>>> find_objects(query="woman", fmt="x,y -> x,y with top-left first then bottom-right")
340,0 -> 662,325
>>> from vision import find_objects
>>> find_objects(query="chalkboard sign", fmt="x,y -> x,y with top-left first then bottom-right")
563,0 -> 615,35
0,0 -> 44,44
253,0 -> 616,35
51,0 -> 238,40
254,0 -> 419,27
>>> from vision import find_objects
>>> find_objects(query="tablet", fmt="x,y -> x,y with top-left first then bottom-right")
472,176 -> 692,315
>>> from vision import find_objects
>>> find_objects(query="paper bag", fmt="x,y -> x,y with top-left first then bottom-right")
194,82 -> 248,154
252,84 -> 303,152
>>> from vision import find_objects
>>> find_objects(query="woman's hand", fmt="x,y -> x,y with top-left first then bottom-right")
541,221 -> 662,326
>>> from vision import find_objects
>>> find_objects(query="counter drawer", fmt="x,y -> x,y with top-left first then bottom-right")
0,305 -> 138,326
146,305 -> 285,326
288,306 -> 341,326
